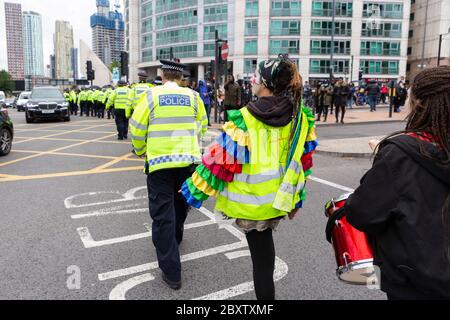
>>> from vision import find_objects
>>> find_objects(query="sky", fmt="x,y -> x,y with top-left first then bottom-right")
0,0 -> 123,73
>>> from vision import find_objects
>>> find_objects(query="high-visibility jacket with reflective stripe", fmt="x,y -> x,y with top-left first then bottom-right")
77,91 -> 86,104
130,81 -> 208,173
97,91 -> 108,104
126,83 -> 154,118
214,107 -> 309,221
64,92 -> 70,102
69,91 -> 77,103
106,87 -> 131,110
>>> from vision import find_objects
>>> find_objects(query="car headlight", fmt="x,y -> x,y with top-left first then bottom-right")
26,103 -> 36,108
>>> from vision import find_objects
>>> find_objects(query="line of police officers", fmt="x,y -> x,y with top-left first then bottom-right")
63,72 -> 163,140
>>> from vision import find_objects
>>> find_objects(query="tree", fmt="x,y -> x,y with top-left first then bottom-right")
109,60 -> 120,73
0,70 -> 15,94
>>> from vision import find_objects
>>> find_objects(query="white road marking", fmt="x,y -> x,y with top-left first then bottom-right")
309,176 -> 355,193
64,186 -> 147,209
194,251 -> 289,300
71,208 -> 148,220
77,219 -> 217,248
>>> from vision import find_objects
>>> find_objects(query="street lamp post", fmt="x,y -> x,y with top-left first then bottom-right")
437,28 -> 450,66
329,0 -> 336,81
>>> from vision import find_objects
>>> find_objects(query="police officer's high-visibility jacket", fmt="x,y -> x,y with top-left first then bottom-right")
181,106 -> 318,221
126,82 -> 154,118
64,92 -> 70,102
84,90 -> 93,103
77,91 -> 87,105
130,81 -> 208,174
69,90 -> 77,104
97,90 -> 108,104
106,86 -> 131,110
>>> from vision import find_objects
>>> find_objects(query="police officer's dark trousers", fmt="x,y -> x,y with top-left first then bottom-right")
114,109 -> 128,139
146,166 -> 193,282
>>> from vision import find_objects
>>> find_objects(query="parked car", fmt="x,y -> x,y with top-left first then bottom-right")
0,107 -> 13,156
16,91 -> 32,111
0,91 -> 6,109
25,86 -> 70,123
5,98 -> 16,108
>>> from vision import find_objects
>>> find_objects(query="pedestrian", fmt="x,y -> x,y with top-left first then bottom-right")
130,59 -> 208,290
394,81 -> 407,113
224,75 -> 241,122
182,55 -> 318,300
198,80 -> 212,126
380,84 -> 388,104
333,79 -> 348,124
366,80 -> 381,112
317,83 -> 333,122
344,66 -> 450,300
106,80 -> 131,140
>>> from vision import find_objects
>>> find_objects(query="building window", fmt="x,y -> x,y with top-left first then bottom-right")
269,39 -> 299,55
410,13 -> 415,21
156,28 -> 197,45
312,1 -> 353,17
407,47 -> 412,55
246,0 -> 259,17
141,2 -> 152,19
270,20 -> 301,36
409,30 -> 413,38
271,1 -> 301,16
310,59 -> 350,73
156,0 -> 197,13
245,20 -> 258,36
204,24 -> 227,40
360,60 -> 399,74
310,40 -> 351,55
362,3 -> 404,19
360,41 -> 400,56
141,35 -> 152,49
362,22 -> 402,38
244,59 -> 258,74
204,43 -> 215,57
156,10 -> 198,29
157,45 -> 198,59
311,21 -> 352,36
204,5 -> 228,22
244,40 -> 258,55
142,50 -> 152,63
406,63 -> 411,71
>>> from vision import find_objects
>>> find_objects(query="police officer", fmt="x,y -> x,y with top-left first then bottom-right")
78,88 -> 87,117
126,71 -> 154,119
130,60 -> 208,290
106,80 -> 131,140
153,76 -> 163,86
96,87 -> 108,119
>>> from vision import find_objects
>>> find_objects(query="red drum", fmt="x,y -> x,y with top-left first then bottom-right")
325,193 -> 375,285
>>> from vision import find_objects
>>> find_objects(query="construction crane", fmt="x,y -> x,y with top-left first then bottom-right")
114,0 -> 121,11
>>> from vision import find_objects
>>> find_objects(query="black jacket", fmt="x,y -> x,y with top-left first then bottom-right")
366,83 -> 381,97
345,135 -> 450,299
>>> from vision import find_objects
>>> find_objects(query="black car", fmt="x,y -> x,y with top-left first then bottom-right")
25,86 -> 70,123
0,107 -> 13,156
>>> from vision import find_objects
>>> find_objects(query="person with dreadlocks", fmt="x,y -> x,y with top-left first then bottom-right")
181,55 -> 318,300
344,66 -> 450,300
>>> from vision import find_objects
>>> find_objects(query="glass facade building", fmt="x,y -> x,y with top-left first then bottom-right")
125,0 -> 410,82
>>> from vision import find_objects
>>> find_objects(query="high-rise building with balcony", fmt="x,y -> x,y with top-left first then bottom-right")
4,2 -> 24,80
125,0 -> 410,83
54,20 -> 74,79
407,0 -> 450,79
91,0 -> 125,66
22,11 -> 44,77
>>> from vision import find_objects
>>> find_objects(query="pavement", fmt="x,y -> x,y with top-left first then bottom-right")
0,109 -> 390,300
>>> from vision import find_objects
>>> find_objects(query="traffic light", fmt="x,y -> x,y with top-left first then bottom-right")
86,60 -> 95,81
120,51 -> 129,78
206,60 -> 215,81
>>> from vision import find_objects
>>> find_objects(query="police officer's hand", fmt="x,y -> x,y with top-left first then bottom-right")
288,209 -> 300,220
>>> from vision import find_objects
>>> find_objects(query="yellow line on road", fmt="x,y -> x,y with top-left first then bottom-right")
90,152 -> 134,172
0,173 -> 23,178
11,149 -> 142,162
0,132 -> 117,168
13,123 -> 112,145
0,166 -> 143,183
13,136 -> 130,145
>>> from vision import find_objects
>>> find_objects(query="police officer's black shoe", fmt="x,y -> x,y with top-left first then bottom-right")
162,272 -> 181,290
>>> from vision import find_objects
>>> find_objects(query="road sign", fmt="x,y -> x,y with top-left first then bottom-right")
221,42 -> 229,61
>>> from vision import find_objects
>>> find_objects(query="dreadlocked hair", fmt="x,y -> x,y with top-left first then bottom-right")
377,66 -> 450,260
272,56 -> 303,114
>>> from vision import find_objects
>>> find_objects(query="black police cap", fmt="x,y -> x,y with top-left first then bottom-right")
160,60 -> 186,72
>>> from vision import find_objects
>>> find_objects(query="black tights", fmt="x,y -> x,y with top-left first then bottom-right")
246,229 -> 276,300
335,105 -> 346,123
